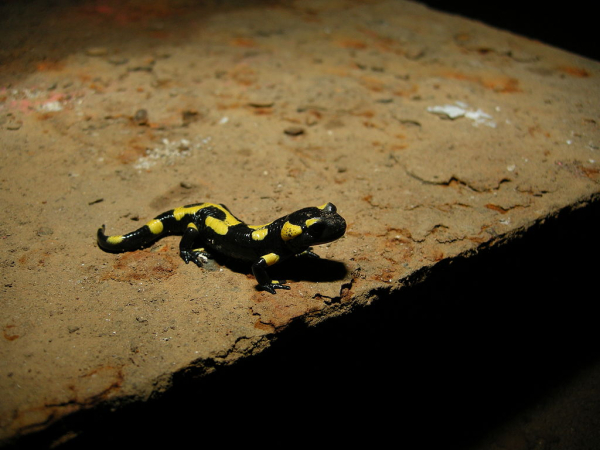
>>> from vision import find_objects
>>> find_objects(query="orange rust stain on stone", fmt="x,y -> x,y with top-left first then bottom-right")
117,141 -> 148,164
251,289 -> 328,331
392,84 -> 419,97
36,61 -> 65,72
372,268 -> 396,283
527,125 -> 551,138
441,71 -> 521,92
101,246 -> 177,282
357,28 -> 405,54
216,102 -> 243,110
481,77 -> 520,93
35,113 -> 55,121
454,32 -> 471,43
564,163 -> 600,180
384,228 -> 413,245
468,235 -> 488,244
77,73 -> 94,84
557,66 -> 591,77
359,76 -> 385,92
337,39 -> 368,49
428,248 -> 445,262
352,109 -> 375,118
253,320 -> 275,332
230,37 -> 258,48
485,204 -> 509,214
230,65 -> 257,86
251,107 -> 273,116
71,365 -> 125,404
580,165 -> 600,179
340,284 -> 353,302
3,325 -> 19,341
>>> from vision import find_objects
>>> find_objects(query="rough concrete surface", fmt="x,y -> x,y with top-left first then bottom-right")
1,0 -> 599,447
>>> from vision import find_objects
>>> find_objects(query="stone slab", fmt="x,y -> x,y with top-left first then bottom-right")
1,0 -> 598,444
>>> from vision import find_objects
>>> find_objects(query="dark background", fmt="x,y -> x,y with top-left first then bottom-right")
419,1 -> 598,61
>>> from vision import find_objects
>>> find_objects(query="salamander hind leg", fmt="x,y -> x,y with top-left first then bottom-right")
296,247 -> 320,259
180,248 -> 213,267
178,222 -> 213,267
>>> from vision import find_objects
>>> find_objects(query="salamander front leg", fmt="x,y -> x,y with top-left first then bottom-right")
252,253 -> 290,294
179,223 -> 212,267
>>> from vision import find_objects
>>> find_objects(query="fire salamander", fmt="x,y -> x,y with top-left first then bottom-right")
97,202 -> 346,294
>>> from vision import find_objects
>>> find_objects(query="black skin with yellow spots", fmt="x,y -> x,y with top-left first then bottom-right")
97,202 -> 346,294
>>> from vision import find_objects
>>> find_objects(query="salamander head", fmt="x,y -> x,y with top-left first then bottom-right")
280,202 -> 346,253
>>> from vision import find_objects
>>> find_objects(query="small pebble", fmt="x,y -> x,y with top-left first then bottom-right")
248,101 -> 274,108
128,65 -> 153,72
133,109 -> 149,126
37,226 -> 53,236
6,122 -> 22,131
182,110 -> 199,126
284,126 -> 305,136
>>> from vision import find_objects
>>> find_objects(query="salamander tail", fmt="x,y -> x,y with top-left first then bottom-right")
97,222 -> 164,253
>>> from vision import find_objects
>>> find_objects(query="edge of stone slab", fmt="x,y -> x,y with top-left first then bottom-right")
2,191 -> 599,449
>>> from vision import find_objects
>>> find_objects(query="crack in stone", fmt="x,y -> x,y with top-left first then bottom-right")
485,203 -> 530,214
405,169 -> 511,193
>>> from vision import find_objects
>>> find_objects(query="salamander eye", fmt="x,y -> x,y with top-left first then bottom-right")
318,202 -> 336,213
325,203 -> 336,213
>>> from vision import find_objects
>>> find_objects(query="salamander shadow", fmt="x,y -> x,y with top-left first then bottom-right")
211,253 -> 348,286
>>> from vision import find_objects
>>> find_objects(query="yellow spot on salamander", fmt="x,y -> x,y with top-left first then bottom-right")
146,219 -> 164,235
262,253 -> 280,266
173,203 -> 242,226
107,235 -> 124,245
173,205 -> 202,221
305,218 -> 319,227
187,222 -> 198,230
205,216 -> 229,235
252,228 -> 269,241
248,223 -> 270,229
281,221 -> 302,241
